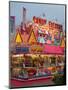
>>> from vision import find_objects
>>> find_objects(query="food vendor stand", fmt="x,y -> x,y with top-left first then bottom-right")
10,16 -> 65,88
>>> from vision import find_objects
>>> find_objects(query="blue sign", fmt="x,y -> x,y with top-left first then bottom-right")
16,47 -> 29,53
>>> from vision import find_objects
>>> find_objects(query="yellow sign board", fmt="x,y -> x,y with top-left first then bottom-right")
15,32 -> 23,44
60,38 -> 65,47
28,30 -> 37,44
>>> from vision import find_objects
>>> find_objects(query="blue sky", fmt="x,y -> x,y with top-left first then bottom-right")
10,2 -> 65,30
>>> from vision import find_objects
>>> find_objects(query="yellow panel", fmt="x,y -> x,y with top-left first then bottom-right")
29,31 -> 36,44
15,32 -> 22,43
61,39 -> 65,47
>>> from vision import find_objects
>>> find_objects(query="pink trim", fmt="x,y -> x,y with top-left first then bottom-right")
43,45 -> 64,55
